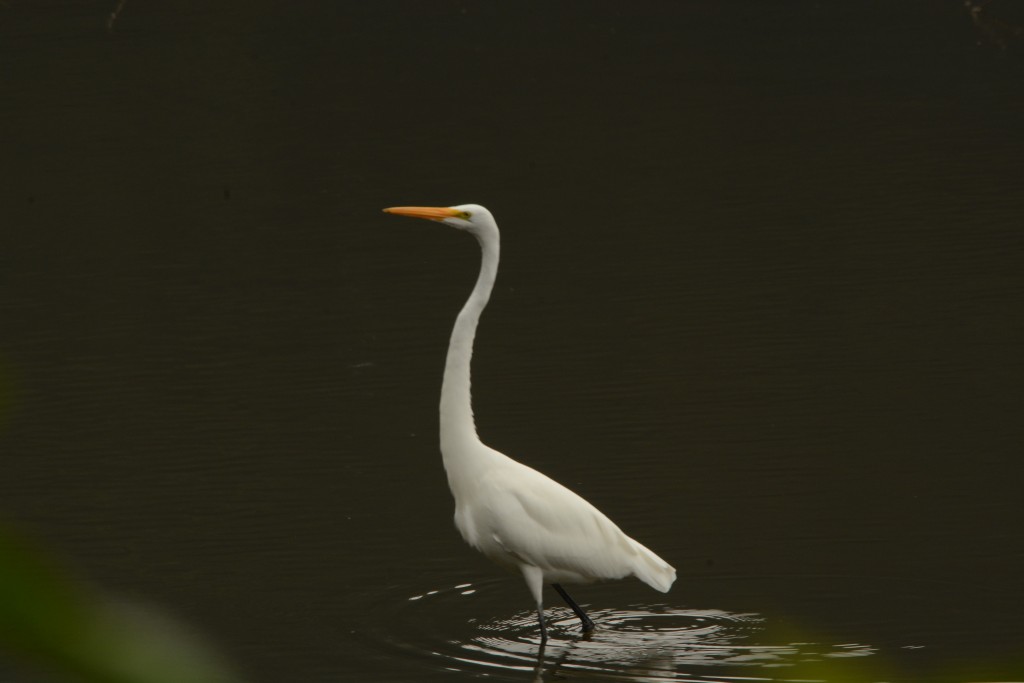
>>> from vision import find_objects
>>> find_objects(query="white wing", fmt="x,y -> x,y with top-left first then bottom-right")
467,460 -> 674,590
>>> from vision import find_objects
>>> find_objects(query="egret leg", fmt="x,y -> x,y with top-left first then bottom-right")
552,583 -> 595,632
520,565 -> 548,645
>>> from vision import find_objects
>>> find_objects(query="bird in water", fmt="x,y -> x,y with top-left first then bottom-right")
383,204 -> 676,644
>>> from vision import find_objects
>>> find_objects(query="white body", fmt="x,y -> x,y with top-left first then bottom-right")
448,439 -> 676,604
388,203 -> 675,621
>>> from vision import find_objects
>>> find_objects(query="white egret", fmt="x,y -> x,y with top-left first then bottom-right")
384,204 -> 676,644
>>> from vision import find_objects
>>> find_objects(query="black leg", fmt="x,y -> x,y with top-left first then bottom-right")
537,606 -> 548,645
552,584 -> 595,632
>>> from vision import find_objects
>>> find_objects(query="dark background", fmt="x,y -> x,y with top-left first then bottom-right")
2,2 -> 1023,681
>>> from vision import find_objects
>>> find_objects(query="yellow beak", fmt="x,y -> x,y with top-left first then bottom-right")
382,206 -> 462,221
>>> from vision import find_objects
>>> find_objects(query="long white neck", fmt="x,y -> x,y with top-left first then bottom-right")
440,225 -> 500,461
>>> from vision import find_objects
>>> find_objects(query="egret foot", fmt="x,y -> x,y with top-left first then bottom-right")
552,583 -> 596,632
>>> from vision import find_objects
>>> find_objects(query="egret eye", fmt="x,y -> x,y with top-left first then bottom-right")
455,210 -> 472,220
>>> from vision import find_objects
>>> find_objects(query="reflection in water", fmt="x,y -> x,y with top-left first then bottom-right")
510,608 -> 872,683
371,580 -> 878,682
532,641 -> 678,683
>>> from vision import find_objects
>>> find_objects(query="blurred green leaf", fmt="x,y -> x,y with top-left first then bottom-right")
0,524 -> 243,683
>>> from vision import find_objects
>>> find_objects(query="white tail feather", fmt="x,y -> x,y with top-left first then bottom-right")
629,538 -> 676,593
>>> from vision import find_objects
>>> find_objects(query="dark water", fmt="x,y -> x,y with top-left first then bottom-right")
2,2 -> 1024,681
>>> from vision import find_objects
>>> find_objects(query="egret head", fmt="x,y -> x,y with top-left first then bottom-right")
383,204 -> 495,236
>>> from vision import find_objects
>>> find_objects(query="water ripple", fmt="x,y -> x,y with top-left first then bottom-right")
356,578 -> 880,682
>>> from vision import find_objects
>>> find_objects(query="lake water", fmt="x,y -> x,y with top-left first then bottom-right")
2,2 -> 1023,682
